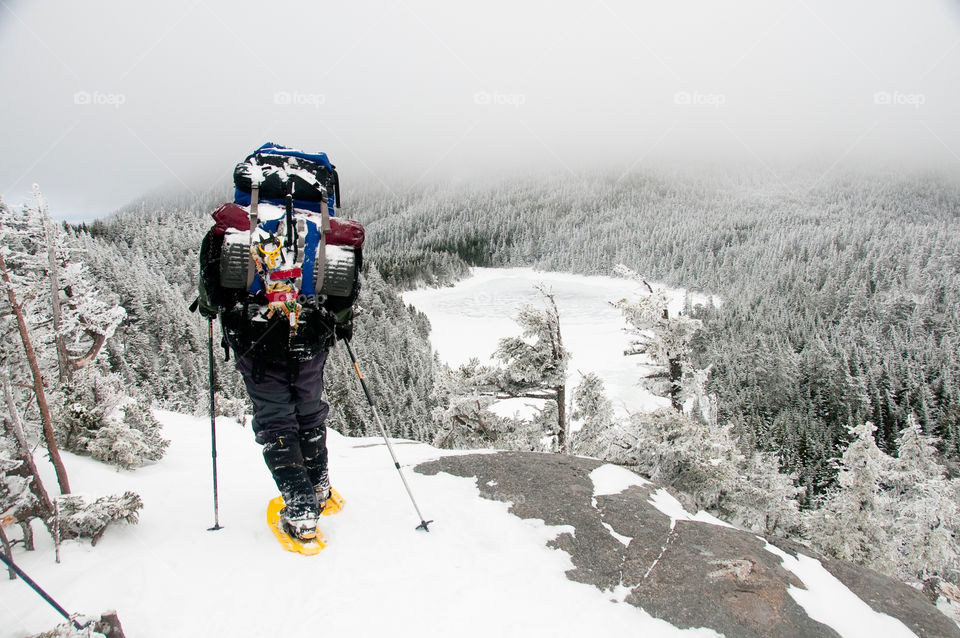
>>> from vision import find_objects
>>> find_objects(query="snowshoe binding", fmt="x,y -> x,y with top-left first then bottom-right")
319,487 -> 346,516
266,496 -> 326,556
281,509 -> 318,541
266,489 -> 346,555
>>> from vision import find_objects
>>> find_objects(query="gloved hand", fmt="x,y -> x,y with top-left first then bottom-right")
334,320 -> 353,342
198,303 -> 219,320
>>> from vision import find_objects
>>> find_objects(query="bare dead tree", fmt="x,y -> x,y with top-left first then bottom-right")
41,209 -> 71,382
4,376 -> 55,520
0,250 -> 71,494
40,204 -> 112,380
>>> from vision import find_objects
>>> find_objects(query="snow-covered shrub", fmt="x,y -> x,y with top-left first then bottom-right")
933,580 -> 960,625
498,402 -> 558,453
27,611 -> 126,638
804,417 -> 960,588
217,395 -> 251,426
56,369 -> 167,469
116,402 -> 168,464
87,421 -> 153,471
29,623 -> 107,638
432,394 -> 501,449
56,369 -> 124,452
888,479 -> 960,584
721,451 -> 803,538
576,399 -> 802,535
0,438 -> 36,522
57,491 -> 143,545
570,372 -> 615,457
629,408 -> 743,511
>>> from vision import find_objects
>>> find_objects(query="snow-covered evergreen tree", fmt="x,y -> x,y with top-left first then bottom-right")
613,265 -> 703,412
889,414 -> 944,491
6,188 -> 125,380
570,372 -> 615,457
885,415 -> 960,585
1,189 -> 162,484
488,285 -> 570,452
808,422 -> 892,571
723,451 -> 802,537
3,372 -> 56,545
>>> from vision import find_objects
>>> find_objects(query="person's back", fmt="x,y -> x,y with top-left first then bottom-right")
195,143 -> 361,542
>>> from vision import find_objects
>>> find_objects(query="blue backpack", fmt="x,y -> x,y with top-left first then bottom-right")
233,142 -> 340,214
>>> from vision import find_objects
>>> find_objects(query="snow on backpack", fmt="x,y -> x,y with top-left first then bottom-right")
212,144 -> 363,331
233,142 -> 340,213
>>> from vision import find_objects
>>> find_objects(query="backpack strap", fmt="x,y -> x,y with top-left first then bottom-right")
321,199 -> 331,293
247,183 -> 260,289
332,167 -> 341,210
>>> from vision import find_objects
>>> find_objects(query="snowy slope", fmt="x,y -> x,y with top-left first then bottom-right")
5,411 -> 723,638
4,411 -> 935,637
402,267 -> 714,418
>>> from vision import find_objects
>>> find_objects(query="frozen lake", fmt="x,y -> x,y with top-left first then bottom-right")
402,267 -> 703,418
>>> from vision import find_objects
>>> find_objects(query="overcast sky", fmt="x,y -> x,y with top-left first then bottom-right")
1,0 -> 959,220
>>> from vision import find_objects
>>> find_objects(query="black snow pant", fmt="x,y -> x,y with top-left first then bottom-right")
235,350 -> 330,519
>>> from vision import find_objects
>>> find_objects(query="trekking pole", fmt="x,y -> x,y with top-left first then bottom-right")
342,339 -> 432,532
207,319 -> 223,531
0,549 -> 84,629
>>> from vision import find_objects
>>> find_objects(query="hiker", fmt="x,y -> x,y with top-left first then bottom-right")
195,143 -> 362,540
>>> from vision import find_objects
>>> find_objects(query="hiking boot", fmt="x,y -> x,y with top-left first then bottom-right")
281,508 -> 318,541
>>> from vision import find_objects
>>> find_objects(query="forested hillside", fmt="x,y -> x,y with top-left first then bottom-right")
67,169 -> 960,503
3,167 -> 955,597
351,170 -> 960,497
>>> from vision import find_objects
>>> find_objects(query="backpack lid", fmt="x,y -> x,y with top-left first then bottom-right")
236,142 -> 340,211
246,142 -> 334,172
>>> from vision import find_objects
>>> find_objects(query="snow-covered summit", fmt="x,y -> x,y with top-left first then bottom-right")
5,411 -> 955,638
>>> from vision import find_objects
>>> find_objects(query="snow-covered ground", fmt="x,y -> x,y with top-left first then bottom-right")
4,411 -> 723,638
3,411 -> 921,638
402,267 -> 712,418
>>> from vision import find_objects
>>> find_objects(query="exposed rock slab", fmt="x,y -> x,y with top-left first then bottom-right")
417,451 -> 959,638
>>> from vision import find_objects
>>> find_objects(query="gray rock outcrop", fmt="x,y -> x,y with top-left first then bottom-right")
417,451 -> 958,638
